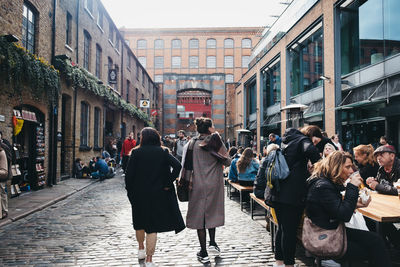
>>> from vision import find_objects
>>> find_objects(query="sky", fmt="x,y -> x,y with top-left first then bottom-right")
100,0 -> 290,29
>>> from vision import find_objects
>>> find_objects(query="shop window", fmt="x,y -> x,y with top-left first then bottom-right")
262,60 -> 281,108
137,39 -> 147,49
154,39 -> 164,49
22,3 -> 36,54
189,38 -> 199,49
171,39 -> 181,49
94,107 -> 101,148
189,56 -> 199,68
224,56 -> 234,68
242,38 -> 252,48
80,102 -> 90,147
83,30 -> 91,70
207,38 -> 216,48
207,56 -> 216,68
289,26 -> 323,96
95,44 -> 102,78
224,38 -> 234,48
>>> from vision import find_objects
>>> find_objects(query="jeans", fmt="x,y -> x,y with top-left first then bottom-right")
91,171 -> 105,179
136,230 -> 157,256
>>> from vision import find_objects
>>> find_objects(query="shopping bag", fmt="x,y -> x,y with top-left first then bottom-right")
345,211 -> 369,231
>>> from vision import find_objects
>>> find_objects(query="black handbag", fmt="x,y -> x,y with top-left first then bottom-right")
176,138 -> 196,202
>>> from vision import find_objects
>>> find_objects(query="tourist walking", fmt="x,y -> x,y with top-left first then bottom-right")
266,127 -> 321,267
0,145 -> 8,219
121,132 -> 136,173
182,117 -> 231,264
125,127 -> 185,267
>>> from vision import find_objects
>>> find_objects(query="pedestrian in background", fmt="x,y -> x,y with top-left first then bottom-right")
173,130 -> 188,162
182,117 -> 231,264
125,127 -> 185,267
0,145 -> 8,219
121,132 -> 136,174
268,133 -> 282,147
301,125 -> 337,154
331,134 -> 343,151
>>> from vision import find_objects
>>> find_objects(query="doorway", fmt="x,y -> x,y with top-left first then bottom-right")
61,94 -> 72,176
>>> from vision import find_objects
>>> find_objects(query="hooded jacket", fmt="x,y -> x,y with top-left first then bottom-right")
265,128 -> 320,206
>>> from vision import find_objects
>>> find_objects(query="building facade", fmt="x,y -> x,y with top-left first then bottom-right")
121,27 -> 261,138
238,0 -> 400,153
0,0 -> 156,195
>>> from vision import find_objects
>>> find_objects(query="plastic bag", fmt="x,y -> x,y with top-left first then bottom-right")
345,211 -> 369,231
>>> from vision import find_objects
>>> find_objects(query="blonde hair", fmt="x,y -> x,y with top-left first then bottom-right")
237,148 -> 254,173
353,144 -> 376,166
266,144 -> 279,155
322,143 -> 336,158
311,151 -> 353,185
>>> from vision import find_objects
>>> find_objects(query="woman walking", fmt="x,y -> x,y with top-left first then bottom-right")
125,127 -> 185,267
182,117 -> 231,263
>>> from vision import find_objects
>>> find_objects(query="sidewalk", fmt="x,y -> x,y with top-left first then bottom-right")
0,177 -> 97,228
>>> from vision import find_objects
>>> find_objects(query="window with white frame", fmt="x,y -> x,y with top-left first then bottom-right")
224,38 -> 234,48
242,38 -> 252,48
22,3 -> 36,53
115,37 -> 120,52
172,56 -> 181,68
83,31 -> 91,70
242,56 -> 250,68
207,38 -> 217,48
154,39 -> 164,49
85,0 -> 93,14
154,75 -> 163,83
171,39 -> 181,49
154,56 -> 164,69
108,24 -> 114,43
95,44 -> 102,78
137,39 -> 147,49
189,56 -> 199,68
97,7 -> 103,29
226,74 -> 234,83
189,38 -> 199,49
138,57 -> 146,68
207,56 -> 216,68
80,102 -> 90,146
224,56 -> 234,68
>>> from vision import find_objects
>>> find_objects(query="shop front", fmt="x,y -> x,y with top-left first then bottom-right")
12,105 -> 46,192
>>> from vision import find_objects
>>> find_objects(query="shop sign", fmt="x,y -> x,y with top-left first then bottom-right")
13,109 -> 22,119
151,109 -> 157,116
22,110 -> 37,122
140,99 -> 150,108
108,69 -> 117,84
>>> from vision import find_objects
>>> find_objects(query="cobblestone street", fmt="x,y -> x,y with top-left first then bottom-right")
0,173 -> 309,267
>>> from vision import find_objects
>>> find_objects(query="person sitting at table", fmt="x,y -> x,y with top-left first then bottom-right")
229,148 -> 259,186
366,145 -> 400,248
306,151 -> 392,267
353,144 -> 379,186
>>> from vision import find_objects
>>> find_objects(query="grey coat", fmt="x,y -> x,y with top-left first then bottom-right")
183,135 -> 231,229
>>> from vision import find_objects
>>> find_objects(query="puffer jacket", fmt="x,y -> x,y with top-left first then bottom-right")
305,176 -> 359,230
265,128 -> 321,206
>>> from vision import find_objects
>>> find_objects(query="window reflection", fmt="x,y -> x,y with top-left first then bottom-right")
262,61 -> 281,108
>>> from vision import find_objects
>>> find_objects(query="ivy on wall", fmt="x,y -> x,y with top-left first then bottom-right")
0,39 -> 60,104
54,58 -> 153,127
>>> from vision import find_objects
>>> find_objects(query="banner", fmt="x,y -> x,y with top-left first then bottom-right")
13,116 -> 24,136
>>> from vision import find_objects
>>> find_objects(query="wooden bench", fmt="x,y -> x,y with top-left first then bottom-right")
250,193 -> 278,252
228,181 -> 253,211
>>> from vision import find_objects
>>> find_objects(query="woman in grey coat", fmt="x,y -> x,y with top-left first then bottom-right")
181,117 -> 231,263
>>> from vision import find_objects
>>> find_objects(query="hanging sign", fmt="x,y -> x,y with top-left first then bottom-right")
140,99 -> 150,108
108,69 -> 117,84
151,109 -> 157,116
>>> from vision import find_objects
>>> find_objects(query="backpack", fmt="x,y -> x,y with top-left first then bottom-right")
265,149 -> 290,191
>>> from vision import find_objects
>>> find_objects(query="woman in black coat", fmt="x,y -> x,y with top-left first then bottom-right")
306,151 -> 391,267
125,127 -> 185,266
266,128 -> 321,267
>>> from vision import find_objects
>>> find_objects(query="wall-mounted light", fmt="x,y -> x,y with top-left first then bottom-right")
319,75 -> 331,82
1,34 -> 19,43
55,54 -> 71,60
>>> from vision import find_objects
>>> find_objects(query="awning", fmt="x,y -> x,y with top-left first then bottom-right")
249,120 -> 257,130
335,98 -> 386,110
262,113 -> 281,127
303,100 -> 323,118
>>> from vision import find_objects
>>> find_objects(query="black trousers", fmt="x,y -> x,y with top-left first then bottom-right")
344,227 -> 392,267
122,155 -> 129,173
274,202 -> 304,265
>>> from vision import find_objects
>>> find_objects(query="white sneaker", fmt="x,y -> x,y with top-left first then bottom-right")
271,263 -> 284,267
321,259 -> 341,267
121,173 -> 125,177
138,249 -> 146,260
145,262 -> 156,267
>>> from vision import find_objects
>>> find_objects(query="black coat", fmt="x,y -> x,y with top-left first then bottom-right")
305,177 -> 359,230
265,128 -> 321,206
358,162 -> 379,185
125,145 -> 185,234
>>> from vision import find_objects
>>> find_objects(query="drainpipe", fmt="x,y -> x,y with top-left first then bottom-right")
72,0 -> 80,173
120,38 -> 124,137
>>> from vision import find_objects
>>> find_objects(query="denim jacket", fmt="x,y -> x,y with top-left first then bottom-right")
229,157 -> 259,182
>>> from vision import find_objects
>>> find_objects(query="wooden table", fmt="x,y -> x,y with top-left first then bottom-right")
357,192 -> 400,233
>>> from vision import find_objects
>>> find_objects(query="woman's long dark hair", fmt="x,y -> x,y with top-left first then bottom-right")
139,127 -> 161,147
237,148 -> 254,173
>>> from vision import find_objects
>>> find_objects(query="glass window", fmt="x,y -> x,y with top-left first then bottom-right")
115,37 -> 120,51
262,61 -> 281,108
340,0 -> 385,75
189,56 -> 199,68
289,27 -> 323,96
97,7 -> 103,28
136,88 -> 139,106
95,44 -> 102,78
155,75 -> 163,83
138,57 -> 146,68
66,13 -> 72,46
224,56 -> 234,68
85,0 -> 93,14
107,57 -> 113,84
94,107 -> 100,147
189,38 -> 199,49
114,65 -> 119,90
127,55 -> 131,69
224,38 -> 234,48
172,39 -> 181,49
242,38 -> 252,48
247,82 -> 257,114
226,74 -> 234,83
83,31 -> 91,70
384,0 -> 400,58
154,56 -> 164,69
154,39 -> 164,49
22,3 -> 36,53
242,56 -> 250,68
172,56 -> 181,68
126,80 -> 130,102
207,38 -> 217,48
207,56 -> 216,68
80,102 -> 90,146
108,24 -> 114,43
137,39 -> 147,49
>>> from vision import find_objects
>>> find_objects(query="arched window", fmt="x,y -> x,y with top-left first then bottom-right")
83,30 -> 92,70
171,39 -> 181,49
207,38 -> 217,48
137,39 -> 147,49
154,39 -> 164,49
189,38 -> 199,49
242,38 -> 252,48
80,102 -> 90,146
224,38 -> 234,48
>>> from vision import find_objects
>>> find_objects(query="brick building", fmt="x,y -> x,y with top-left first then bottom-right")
121,27 -> 261,139
0,0 -> 156,195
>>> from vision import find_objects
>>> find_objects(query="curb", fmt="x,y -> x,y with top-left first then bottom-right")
0,179 -> 98,228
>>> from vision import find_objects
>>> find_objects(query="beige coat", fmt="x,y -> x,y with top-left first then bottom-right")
0,149 -> 8,180
183,135 -> 231,229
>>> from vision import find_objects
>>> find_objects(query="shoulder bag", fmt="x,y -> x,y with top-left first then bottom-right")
177,138 -> 196,202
